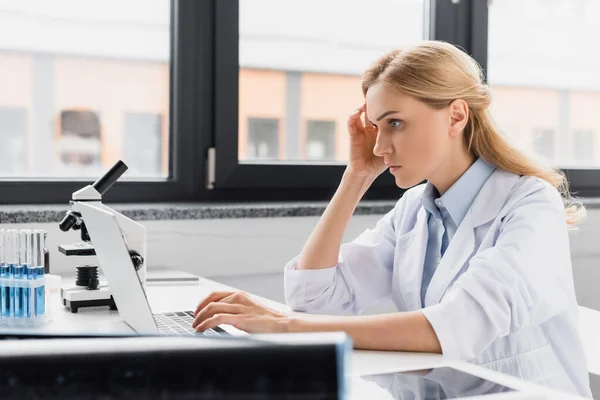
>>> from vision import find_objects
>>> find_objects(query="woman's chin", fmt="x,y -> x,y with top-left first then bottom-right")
393,173 -> 422,189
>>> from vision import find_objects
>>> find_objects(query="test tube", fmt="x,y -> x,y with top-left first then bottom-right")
15,230 -> 31,318
33,230 -> 45,316
22,230 -> 35,318
25,230 -> 36,318
0,229 -> 6,318
5,230 -> 18,317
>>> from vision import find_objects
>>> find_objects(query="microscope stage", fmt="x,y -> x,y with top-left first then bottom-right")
61,284 -> 117,313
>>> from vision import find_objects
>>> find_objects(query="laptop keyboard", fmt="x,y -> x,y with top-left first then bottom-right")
153,311 -> 229,337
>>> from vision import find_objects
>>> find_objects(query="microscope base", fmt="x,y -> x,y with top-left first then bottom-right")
61,284 -> 117,314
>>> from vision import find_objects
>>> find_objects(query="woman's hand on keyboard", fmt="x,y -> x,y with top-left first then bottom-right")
192,291 -> 290,334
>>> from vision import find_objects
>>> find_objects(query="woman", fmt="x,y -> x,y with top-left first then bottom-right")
192,41 -> 591,397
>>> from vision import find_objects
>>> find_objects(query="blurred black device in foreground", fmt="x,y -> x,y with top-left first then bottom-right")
0,333 -> 350,399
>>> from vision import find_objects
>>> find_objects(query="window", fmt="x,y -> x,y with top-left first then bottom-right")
488,0 -> 600,169
215,0 -> 428,191
123,113 -> 164,176
246,118 -> 280,160
4,1 -> 600,203
0,107 -> 27,176
532,129 -> 555,161
0,0 -> 170,178
573,130 -> 595,164
237,0 -> 425,163
306,120 -> 335,161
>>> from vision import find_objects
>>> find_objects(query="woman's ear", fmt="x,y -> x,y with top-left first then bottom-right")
448,99 -> 469,137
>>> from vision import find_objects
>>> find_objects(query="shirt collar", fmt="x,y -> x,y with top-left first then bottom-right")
421,182 -> 441,218
421,158 -> 496,226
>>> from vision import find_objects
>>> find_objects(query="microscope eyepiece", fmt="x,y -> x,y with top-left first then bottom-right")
59,211 -> 79,232
92,160 -> 128,196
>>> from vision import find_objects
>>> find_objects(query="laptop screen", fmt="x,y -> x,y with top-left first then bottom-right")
351,366 -> 517,399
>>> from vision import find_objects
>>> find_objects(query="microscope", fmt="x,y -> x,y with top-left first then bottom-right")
58,160 -> 147,313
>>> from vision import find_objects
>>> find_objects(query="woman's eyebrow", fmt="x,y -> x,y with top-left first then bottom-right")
376,110 -> 400,121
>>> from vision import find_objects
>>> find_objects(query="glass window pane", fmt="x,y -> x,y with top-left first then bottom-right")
239,0 -> 427,163
488,0 -> 600,168
0,0 -> 170,178
573,130 -> 595,163
247,118 -> 280,160
0,107 -> 28,176
532,129 -> 555,162
123,112 -> 164,176
306,120 -> 336,161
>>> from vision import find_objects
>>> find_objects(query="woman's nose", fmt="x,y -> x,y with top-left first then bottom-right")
373,133 -> 391,158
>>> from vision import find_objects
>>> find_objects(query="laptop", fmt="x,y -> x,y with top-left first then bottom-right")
77,202 -> 245,338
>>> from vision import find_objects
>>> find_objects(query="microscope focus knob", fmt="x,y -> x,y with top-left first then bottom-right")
129,251 -> 144,271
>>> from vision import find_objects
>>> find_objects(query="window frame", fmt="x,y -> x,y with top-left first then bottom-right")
213,0 -> 403,194
214,0 -> 600,198
210,0 -> 488,196
1,0 -> 599,205
0,0 -> 209,204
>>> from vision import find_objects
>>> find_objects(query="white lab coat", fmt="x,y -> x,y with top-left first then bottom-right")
284,169 -> 592,398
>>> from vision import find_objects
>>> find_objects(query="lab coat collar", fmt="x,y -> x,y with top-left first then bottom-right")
470,168 -> 521,228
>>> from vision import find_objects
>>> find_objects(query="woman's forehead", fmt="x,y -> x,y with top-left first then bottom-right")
365,85 -> 420,119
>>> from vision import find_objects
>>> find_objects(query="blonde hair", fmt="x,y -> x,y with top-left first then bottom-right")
361,41 -> 585,226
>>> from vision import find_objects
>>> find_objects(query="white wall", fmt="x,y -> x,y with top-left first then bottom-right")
2,210 -> 599,311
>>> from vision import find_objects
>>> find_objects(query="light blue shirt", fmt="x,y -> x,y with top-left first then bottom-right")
420,158 -> 496,306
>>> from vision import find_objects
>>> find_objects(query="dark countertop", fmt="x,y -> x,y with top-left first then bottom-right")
1,197 -> 598,224
0,201 -> 399,224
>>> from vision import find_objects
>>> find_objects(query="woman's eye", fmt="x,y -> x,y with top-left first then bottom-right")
389,119 -> 403,128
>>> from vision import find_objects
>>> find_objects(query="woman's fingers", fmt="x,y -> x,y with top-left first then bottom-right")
194,291 -> 236,316
196,313 -> 242,332
196,314 -> 261,334
193,290 -> 283,333
348,105 -> 367,135
192,302 -> 245,328
362,104 -> 378,134
195,291 -> 252,319
347,107 -> 362,132
219,291 -> 253,306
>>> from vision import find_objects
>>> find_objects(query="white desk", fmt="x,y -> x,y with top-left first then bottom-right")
579,306 -> 600,377
9,275 -> 593,399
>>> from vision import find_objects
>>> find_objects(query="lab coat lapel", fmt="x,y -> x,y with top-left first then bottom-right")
423,169 -> 522,307
396,207 -> 429,311
424,209 -> 475,307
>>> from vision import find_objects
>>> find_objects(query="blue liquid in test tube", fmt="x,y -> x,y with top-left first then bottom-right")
33,230 -> 46,316
14,230 -> 31,318
0,229 -> 7,318
21,230 -> 34,318
5,230 -> 18,318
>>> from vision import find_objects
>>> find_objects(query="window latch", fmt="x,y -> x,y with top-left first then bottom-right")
206,147 -> 216,190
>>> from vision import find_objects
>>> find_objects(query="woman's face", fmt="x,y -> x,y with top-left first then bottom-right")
365,82 -> 459,189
